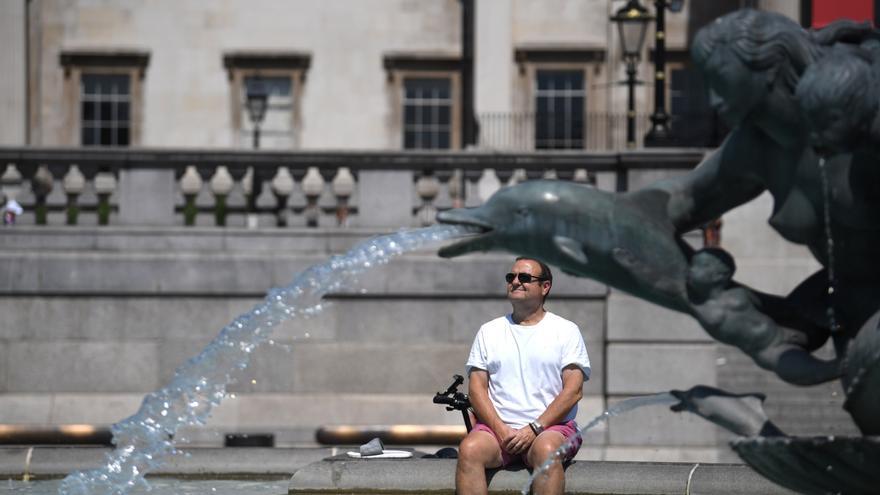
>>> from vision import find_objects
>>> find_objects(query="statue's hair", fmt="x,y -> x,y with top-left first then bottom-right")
797,46 -> 879,127
692,9 -> 823,92
811,19 -> 880,46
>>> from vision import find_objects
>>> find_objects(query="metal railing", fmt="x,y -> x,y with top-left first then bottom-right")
477,111 -> 728,151
0,147 -> 707,228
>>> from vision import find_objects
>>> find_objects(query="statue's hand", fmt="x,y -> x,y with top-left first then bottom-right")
669,385 -> 729,415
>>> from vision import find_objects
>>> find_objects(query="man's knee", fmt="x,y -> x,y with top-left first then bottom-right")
527,434 -> 566,467
458,432 -> 498,467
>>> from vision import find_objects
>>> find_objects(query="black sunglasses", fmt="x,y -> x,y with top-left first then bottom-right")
505,272 -> 547,284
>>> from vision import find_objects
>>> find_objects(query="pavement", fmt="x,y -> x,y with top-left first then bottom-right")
0,447 -> 795,494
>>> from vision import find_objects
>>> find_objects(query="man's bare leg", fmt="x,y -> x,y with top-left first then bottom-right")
526,431 -> 567,495
456,430 -> 504,495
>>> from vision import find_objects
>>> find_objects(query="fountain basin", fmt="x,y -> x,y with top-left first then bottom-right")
731,436 -> 880,495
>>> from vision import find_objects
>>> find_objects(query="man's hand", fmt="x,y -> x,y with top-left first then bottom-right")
502,426 -> 536,455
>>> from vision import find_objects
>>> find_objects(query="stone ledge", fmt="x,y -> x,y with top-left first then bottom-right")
0,447 -> 794,494
0,447 -> 332,477
288,458 -> 795,494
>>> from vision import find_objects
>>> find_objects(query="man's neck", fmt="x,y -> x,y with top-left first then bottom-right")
511,304 -> 546,326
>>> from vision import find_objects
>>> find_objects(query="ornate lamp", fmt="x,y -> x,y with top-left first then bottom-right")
245,77 -> 269,149
610,0 -> 653,149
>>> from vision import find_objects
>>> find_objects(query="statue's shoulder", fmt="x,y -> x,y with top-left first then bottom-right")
715,125 -> 780,175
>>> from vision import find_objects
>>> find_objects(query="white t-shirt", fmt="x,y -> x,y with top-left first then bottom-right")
465,311 -> 591,429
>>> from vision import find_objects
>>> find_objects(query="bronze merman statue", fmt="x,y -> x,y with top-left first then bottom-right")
438,9 -> 880,494
686,248 -> 840,385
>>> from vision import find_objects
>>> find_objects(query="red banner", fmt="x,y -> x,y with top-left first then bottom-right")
813,0 -> 874,28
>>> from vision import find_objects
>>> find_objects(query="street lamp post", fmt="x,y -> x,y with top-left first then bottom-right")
644,0 -> 684,147
610,0 -> 652,149
245,78 -> 269,149
244,78 -> 269,227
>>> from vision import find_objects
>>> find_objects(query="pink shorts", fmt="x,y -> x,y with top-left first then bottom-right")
472,420 -> 582,467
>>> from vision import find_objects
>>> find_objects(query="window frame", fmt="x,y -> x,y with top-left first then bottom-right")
60,50 -> 149,147
532,67 -> 588,150
223,52 -> 311,149
513,48 -> 605,150
383,54 -> 462,150
400,74 -> 458,150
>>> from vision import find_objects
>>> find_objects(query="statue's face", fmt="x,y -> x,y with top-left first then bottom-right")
687,252 -> 730,295
701,45 -> 768,127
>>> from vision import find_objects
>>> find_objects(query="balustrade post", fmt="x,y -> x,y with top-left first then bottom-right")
180,166 -> 203,227
476,168 -> 501,203
62,165 -> 85,225
332,167 -> 355,227
415,171 -> 440,227
506,168 -> 527,187
463,169 -> 483,207
32,165 -> 54,225
210,166 -> 234,227
446,169 -> 463,209
271,166 -> 294,227
572,168 -> 595,185
301,167 -> 324,228
94,168 -> 117,226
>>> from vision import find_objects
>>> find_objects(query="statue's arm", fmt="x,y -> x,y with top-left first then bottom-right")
647,129 -> 767,233
768,346 -> 842,386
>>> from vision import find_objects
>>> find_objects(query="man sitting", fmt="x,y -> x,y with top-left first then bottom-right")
455,257 -> 590,495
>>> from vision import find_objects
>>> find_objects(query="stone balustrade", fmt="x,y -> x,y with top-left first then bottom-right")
0,147 -> 705,228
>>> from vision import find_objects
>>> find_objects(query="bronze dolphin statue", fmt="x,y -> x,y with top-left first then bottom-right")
437,179 -> 691,313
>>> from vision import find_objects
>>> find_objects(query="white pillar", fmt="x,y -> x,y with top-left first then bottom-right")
0,0 -> 27,145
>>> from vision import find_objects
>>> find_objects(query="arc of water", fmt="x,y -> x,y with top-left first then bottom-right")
520,392 -> 678,495
58,224 -> 478,495
817,157 -> 840,333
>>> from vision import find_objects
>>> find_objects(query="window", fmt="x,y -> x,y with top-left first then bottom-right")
383,53 -> 461,150
223,52 -> 311,149
534,70 -> 585,149
60,50 -> 149,146
403,77 -> 453,149
240,76 -> 294,149
511,48 -> 604,150
81,74 -> 131,146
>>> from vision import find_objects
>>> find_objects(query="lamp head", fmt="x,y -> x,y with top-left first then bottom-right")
610,0 -> 653,61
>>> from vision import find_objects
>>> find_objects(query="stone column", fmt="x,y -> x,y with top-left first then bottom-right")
118,169 -> 177,225
356,171 -> 414,228
0,0 -> 26,145
475,0 -> 513,116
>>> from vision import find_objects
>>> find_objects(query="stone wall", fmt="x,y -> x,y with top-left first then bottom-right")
0,227 -> 609,449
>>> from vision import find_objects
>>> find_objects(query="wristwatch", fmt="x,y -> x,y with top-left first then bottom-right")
529,421 -> 544,435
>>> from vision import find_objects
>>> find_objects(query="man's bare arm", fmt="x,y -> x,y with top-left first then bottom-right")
536,365 -> 584,427
468,369 -> 512,440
